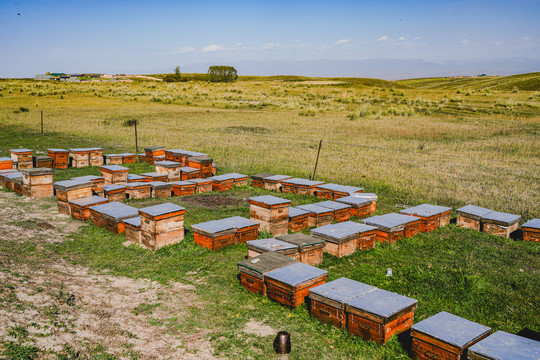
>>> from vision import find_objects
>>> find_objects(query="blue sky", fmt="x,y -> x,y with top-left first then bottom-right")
0,0 -> 538,78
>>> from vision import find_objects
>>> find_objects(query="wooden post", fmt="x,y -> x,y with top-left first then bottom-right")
40,111 -> 43,134
134,120 -> 138,153
311,140 -> 323,181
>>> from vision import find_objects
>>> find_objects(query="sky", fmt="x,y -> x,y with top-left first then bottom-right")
0,0 -> 538,78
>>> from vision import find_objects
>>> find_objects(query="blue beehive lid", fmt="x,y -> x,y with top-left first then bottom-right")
3,171 -> 22,179
246,238 -> 298,253
276,233 -> 325,249
0,157 -> 13,162
309,277 -> 376,307
69,195 -> 108,207
187,178 -> 210,184
456,205 -> 494,218
316,183 -> 364,193
170,180 -> 196,186
126,182 -> 151,188
362,213 -> 420,231
251,172 -> 274,180
144,145 -> 165,152
179,166 -> 200,173
336,195 -> 372,206
265,262 -> 327,287
169,148 -> 187,154
249,195 -> 291,206
283,178 -> 325,186
399,204 -> 452,217
139,203 -> 185,217
87,147 -> 103,151
219,216 -> 259,230
264,175 -> 291,182
127,174 -> 145,181
154,160 -> 180,167
53,179 -> 93,191
89,201 -> 139,220
208,173 -> 235,181
482,211 -> 521,225
191,219 -> 236,235
316,200 -> 351,211
315,183 -> 341,191
119,153 -> 135,157
47,148 -> 68,153
149,181 -> 171,189
104,153 -> 123,158
288,207 -> 310,218
349,193 -> 378,200
311,221 -> 377,242
412,311 -> 491,349
346,288 -> 417,319
10,148 -> 32,153
522,218 -> 540,229
228,172 -> 248,179
141,172 -> 164,177
101,165 -> 129,172
72,175 -> 103,181
296,204 -> 333,215
123,216 -> 141,228
103,184 -> 126,192
183,150 -> 207,157
68,148 -> 93,152
21,168 -> 53,176
468,331 -> 540,360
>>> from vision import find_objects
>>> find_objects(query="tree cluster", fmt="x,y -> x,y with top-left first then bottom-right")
208,66 -> 238,82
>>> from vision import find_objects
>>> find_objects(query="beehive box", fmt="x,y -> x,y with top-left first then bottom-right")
246,238 -> 299,259
68,148 -> 91,168
187,178 -> 212,193
88,148 -> 104,167
127,174 -> 146,183
139,203 -> 185,250
311,221 -> 377,257
140,172 -> 167,182
164,149 -> 179,161
71,175 -> 105,196
249,195 -> 291,236
149,181 -> 173,198
295,204 -> 333,227
69,195 -> 109,221
399,204 -> 453,232
120,153 -> 136,164
123,216 -> 142,244
308,278 -> 376,329
54,179 -> 93,215
348,222 -> 378,250
21,168 -> 54,198
346,288 -> 418,344
229,173 -> 249,187
468,331 -> 540,360
187,156 -> 213,177
276,233 -> 325,266
47,149 -> 69,169
192,219 -> 237,250
100,165 -> 129,185
281,178 -> 325,196
265,262 -> 328,308
411,311 -> 491,360
155,161 -> 181,182
317,200 -> 352,223
238,252 -> 297,296
179,166 -> 201,181
315,184 -> 364,200
103,184 -> 127,202
362,213 -> 421,243
208,174 -> 234,191
33,156 -> 53,168
125,182 -> 152,199
482,211 -> 521,238
333,185 -> 364,199
212,162 -> 217,175
170,181 -> 196,197
336,195 -> 373,218
137,153 -> 146,162
262,175 -> 291,192
288,207 -> 310,232
0,169 -> 17,187
1,172 -> 22,190
251,173 -> 274,188
0,157 -> 14,170
144,146 -> 166,165
522,218 -> 540,242
13,177 -> 23,194
221,216 -> 260,244
104,154 -> 123,165
456,205 -> 494,231
90,202 -> 139,234
169,149 -> 188,164
10,148 -> 33,169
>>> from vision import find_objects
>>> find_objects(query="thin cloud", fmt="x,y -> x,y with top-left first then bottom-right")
492,41 -> 504,46
173,47 -> 195,54
377,35 -> 388,42
203,44 -> 226,53
336,39 -> 350,45
398,36 -> 405,41
261,42 -> 281,50
461,39 -> 470,45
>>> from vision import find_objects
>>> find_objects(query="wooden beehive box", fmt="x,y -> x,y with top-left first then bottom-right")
104,154 -> 123,165
101,165 -> 129,185
251,173 -> 274,188
33,156 -> 53,168
207,174 -> 234,191
164,149 -> 178,161
54,179 -> 93,215
137,153 -> 146,163
212,162 -> 217,175
229,173 -> 249,187
0,157 -> 13,170
411,311 -> 491,360
10,148 -> 33,169
362,213 -> 421,243
288,207 -> 310,232
311,221 -> 376,257
0,169 -> 17,188
281,178 -> 325,196
249,195 -> 291,236
183,150 -> 207,165
336,195 -> 373,218
127,174 -> 145,183
139,203 -> 186,250
192,219 -> 237,250
262,175 -> 291,192
89,148 -> 104,167
123,216 -> 142,244
481,211 -> 521,238
332,185 -> 364,199
13,177 -> 23,194
295,204 -> 333,227
265,262 -> 328,308
149,181 -> 172,198
521,218 -> 540,242
69,195 -> 109,221
308,278 -> 376,330
276,233 -> 326,266
456,205 -> 494,231
71,175 -> 105,196
125,182 -> 152,200
169,149 -> 188,164
140,172 -> 167,182
170,181 -> 196,197
468,331 -> 540,360
155,160 -> 181,182
187,178 -> 212,193
144,145 -> 166,164
120,153 -> 136,164
179,166 -> 201,181
246,238 -> 299,259
92,201 -> 139,234
238,252 -> 297,296
2,172 -> 22,190
314,183 -> 335,199
315,183 -> 363,200
103,184 -> 127,202
399,204 -> 452,232
221,216 -> 260,244
68,148 -> 91,168
47,149 -> 69,169
346,288 -> 418,345
21,168 -> 54,198
188,156 -> 213,178
317,200 -> 352,223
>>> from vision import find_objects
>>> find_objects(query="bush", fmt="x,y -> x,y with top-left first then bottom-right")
19,107 -> 29,112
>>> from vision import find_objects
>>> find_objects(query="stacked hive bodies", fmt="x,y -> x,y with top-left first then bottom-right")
311,221 -> 377,257
456,205 -> 520,238
54,179 -> 93,215
192,216 -> 259,250
10,148 -> 33,170
187,155 -> 213,178
47,149 -> 69,169
237,251 -> 296,296
21,168 -> 54,198
139,203 -> 186,250
249,195 -> 291,236
144,146 -> 166,165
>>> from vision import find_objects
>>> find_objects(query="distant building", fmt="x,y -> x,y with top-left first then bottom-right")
34,75 -> 52,80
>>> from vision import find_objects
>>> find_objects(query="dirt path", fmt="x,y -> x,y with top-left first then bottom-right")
0,191 -> 216,359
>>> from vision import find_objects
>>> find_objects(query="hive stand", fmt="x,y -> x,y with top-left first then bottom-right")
238,252 -> 297,296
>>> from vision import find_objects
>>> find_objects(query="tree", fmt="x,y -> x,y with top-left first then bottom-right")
208,66 -> 238,82
174,66 -> 181,80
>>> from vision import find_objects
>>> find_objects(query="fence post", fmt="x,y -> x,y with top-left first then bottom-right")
40,110 -> 43,134
134,120 -> 139,153
311,140 -> 323,181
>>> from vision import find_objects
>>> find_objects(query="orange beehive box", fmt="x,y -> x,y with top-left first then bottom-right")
104,154 -> 123,165
455,205 -> 494,231
68,148 -> 91,168
21,168 -> 54,198
10,148 -> 33,169
336,195 -> 374,219
362,213 -> 421,244
288,207 -> 310,232
1,171 -> 22,190
54,179 -> 93,215
149,181 -> 172,198
139,203 -> 186,250
0,169 -> 17,187
311,221 -> 377,258
170,181 -> 196,197
69,195 -> 109,221
71,175 -> 105,196
212,162 -> 217,175
229,173 -> 249,187
123,217 -> 142,244
246,238 -> 299,260
155,161 -> 181,182
140,172 -> 168,182
315,184 -> 364,200
33,156 -> 53,168
144,146 -> 166,165
276,233 -> 326,266
399,204 -> 453,232
91,202 -> 139,234
262,175 -> 291,192
237,252 -> 297,296
103,184 -> 127,202
192,219 -> 237,250
295,204 -> 333,227
88,148 -> 104,167
179,166 -> 201,181
249,195 -> 291,236
100,165 -> 129,185
47,149 -> 69,169
226,216 -> 260,244
250,173 -> 274,188
120,153 -> 136,164
137,153 -> 146,163
127,174 -> 146,183
125,182 -> 152,200
13,177 -> 24,194
0,157 -> 14,170
208,174 -> 234,192
317,200 -> 352,223
168,149 -> 189,164
281,178 -> 325,196
187,178 -> 212,193
521,218 -> 540,242
481,211 -> 521,239
187,155 -> 213,177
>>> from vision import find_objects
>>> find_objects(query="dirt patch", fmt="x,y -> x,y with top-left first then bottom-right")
182,194 -> 247,209
297,80 -> 344,85
243,319 -> 277,337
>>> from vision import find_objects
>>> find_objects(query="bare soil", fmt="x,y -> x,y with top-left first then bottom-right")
182,194 -> 247,209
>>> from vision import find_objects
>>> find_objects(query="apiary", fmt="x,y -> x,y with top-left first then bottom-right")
120,153 -> 136,164
456,205 -> 493,231
124,182 -> 152,199
144,146 -> 166,165
316,200 -> 352,223
140,172 -> 168,183
362,213 -> 421,243
276,233 -> 325,266
100,165 -> 129,185
265,262 -> 328,308
238,252 -> 297,296
88,148 -> 104,167
346,288 -> 418,344
249,195 -> 291,236
251,173 -> 274,188
308,278 -> 376,329
187,156 -> 213,178
481,211 -> 521,238
68,148 -> 91,168
127,174 -> 145,183
104,154 -> 123,165
295,204 -> 333,227
399,204 -> 453,232
90,201 -> 139,234
192,218 -> 237,250
281,178 -> 325,196
47,149 -> 69,169
179,166 -> 201,181
468,331 -> 540,360
208,174 -> 234,191
522,218 -> 540,242
54,179 -> 93,215
187,178 -> 212,193
288,207 -> 310,232
149,181 -> 172,198
139,203 -> 185,250
33,156 -> 53,168
123,216 -> 142,244
170,181 -> 196,197
69,195 -> 109,221
262,174 -> 291,192
155,160 -> 181,182
103,184 -> 127,202
335,195 -> 373,218
0,157 -> 14,171
21,168 -> 54,198
411,311 -> 491,360
246,238 -> 299,259
10,148 -> 33,169
71,175 -> 105,196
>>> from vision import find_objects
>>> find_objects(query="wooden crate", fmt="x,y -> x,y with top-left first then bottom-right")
100,165 -> 129,185
0,157 -> 13,170
1,172 -> 21,190
54,179 -> 93,215
103,184 -> 127,202
123,216 -> 141,244
346,289 -> 417,344
265,262 -> 328,308
288,207 -> 310,232
192,220 -> 237,250
155,161 -> 181,182
169,149 -> 188,165
33,156 -> 53,168
104,154 -> 123,165
482,211 -> 521,238
144,146 -> 166,164
209,175 -> 234,192
281,178 -> 325,196
295,204 -> 333,227
362,213 -> 421,244
125,182 -> 152,200
139,203 -> 186,250
276,233 -> 325,266
170,181 -> 196,197
311,221 -> 376,258
456,205 -> 494,231
21,168 -> 54,198
89,148 -> 104,167
246,238 -> 299,260
69,196 -> 109,221
468,331 -> 540,360
249,195 -> 291,236
127,174 -> 146,183
121,153 -> 136,164
225,216 -> 260,244
0,169 -> 17,187
150,181 -> 172,198
212,162 -> 217,175
308,278 -> 376,329
188,178 -> 212,193
10,148 -> 33,169
262,175 -> 291,192
400,204 -> 453,233
71,175 -> 105,196
411,311 -> 491,360
336,195 -> 373,218
47,149 -> 69,169
229,173 -> 249,187
238,252 -> 297,296
180,166 -> 201,181
68,148 -> 91,168
317,200 -> 352,223
355,224 -> 378,251
250,173 -> 274,188
187,156 -> 213,174
521,218 -> 540,242
331,185 -> 364,199
89,201 -> 137,229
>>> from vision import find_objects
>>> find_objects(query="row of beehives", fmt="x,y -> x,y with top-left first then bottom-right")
237,251 -> 539,359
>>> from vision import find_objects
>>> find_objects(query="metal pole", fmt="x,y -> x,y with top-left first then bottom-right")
41,111 -> 43,134
311,140 -> 323,180
134,120 -> 138,153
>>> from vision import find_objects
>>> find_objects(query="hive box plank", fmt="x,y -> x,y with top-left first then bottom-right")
399,204 -> 453,232
144,146 -> 166,165
68,148 -> 91,168
522,218 -> 540,242
316,200 -> 352,223
362,213 -> 422,244
346,289 -> 418,344
10,148 -> 33,169
88,148 -> 104,167
311,221 -> 378,257
265,262 -> 328,308
139,203 -> 185,250
149,181 -> 173,198
33,156 -> 53,168
456,205 -> 493,231
468,331 -> 540,360
120,153 -> 136,164
104,154 -> 123,165
100,165 -> 129,185
246,238 -> 299,260
89,201 -> 139,232
170,181 -> 196,197
103,184 -> 127,202
47,149 -> 69,169
21,168 -> 54,198
123,217 -> 142,244
281,178 -> 325,196
251,172 -> 274,188
249,195 -> 291,236
13,177 -> 24,194
411,311 -> 491,360
276,233 -> 325,266
72,175 -> 105,196
0,157 -> 14,170
288,207 -> 310,232
125,182 -> 152,200
54,179 -> 93,215
187,178 -> 212,193
192,219 -> 237,250
295,204 -> 333,227
155,160 -> 182,182
180,166 -> 202,181
481,211 -> 521,238
69,196 -> 109,221
238,252 -> 297,296
262,175 -> 291,192
308,278 -> 376,329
